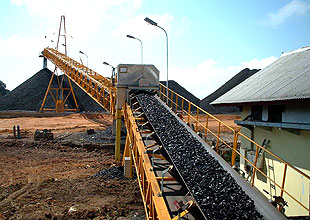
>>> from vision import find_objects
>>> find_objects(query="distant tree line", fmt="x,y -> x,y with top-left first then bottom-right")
0,80 -> 10,96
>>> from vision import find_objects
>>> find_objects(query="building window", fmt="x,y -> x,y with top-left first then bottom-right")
268,105 -> 284,122
252,106 -> 263,121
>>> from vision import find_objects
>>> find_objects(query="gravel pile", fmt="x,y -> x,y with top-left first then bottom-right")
0,68 -> 104,112
136,93 -> 263,220
61,126 -> 126,145
93,166 -> 125,179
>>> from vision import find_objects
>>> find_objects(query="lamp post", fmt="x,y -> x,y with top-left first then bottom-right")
126,34 -> 143,64
144,17 -> 168,103
103,62 -> 116,85
79,51 -> 88,70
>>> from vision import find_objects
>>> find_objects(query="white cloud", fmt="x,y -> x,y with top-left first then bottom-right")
0,35 -> 45,90
10,0 -> 144,44
169,56 -> 277,99
265,0 -> 310,26
0,35 -> 43,57
241,56 -> 277,70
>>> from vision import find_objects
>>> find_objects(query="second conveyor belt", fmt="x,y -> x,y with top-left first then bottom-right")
135,93 -> 287,220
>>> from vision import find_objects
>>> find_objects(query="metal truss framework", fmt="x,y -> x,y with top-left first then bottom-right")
42,48 -> 116,114
40,15 -> 79,113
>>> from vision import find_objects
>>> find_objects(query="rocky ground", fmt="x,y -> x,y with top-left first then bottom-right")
0,113 -> 143,220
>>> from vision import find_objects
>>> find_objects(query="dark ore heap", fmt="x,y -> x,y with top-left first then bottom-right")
136,93 -> 263,220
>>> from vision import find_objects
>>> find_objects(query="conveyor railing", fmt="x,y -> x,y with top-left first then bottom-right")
123,96 -> 200,220
43,48 -> 116,114
132,93 -> 286,220
159,83 -> 310,216
123,103 -> 172,219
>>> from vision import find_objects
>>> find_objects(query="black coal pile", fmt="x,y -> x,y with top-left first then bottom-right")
0,68 -> 104,112
61,126 -> 127,145
201,68 -> 260,114
136,93 -> 263,220
93,166 -> 125,179
160,80 -> 200,111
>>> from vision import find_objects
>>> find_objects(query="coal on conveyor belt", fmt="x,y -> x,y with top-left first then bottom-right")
136,93 -> 263,220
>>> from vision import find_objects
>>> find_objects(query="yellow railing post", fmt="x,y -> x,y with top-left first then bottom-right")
231,132 -> 238,166
187,102 -> 191,124
195,109 -> 199,133
204,115 -> 209,141
216,122 -> 221,153
280,164 -> 288,197
166,87 -> 168,104
170,91 -> 173,108
175,94 -> 178,112
251,145 -> 260,186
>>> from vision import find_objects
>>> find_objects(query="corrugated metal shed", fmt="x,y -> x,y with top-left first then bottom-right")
212,47 -> 310,105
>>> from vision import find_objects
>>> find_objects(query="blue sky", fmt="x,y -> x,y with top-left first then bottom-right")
0,0 -> 309,98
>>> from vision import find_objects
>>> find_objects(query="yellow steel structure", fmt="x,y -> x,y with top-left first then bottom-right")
42,48 -> 116,114
42,47 -> 120,159
42,46 -> 309,217
40,16 -> 79,113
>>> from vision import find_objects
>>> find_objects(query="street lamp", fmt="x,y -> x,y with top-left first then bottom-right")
79,51 -> 88,70
103,62 -> 116,85
144,17 -> 169,103
126,34 -> 143,64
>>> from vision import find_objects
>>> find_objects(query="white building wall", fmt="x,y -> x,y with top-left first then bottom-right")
239,105 -> 310,216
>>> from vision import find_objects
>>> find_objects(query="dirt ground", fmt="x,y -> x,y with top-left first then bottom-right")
0,113 -> 239,137
184,114 -> 241,145
185,114 -> 241,132
0,113 -> 143,220
0,113 -> 240,220
0,113 -> 113,136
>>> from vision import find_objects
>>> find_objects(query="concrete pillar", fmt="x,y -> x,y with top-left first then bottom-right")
124,156 -> 133,178
115,109 -> 122,161
112,119 -> 116,135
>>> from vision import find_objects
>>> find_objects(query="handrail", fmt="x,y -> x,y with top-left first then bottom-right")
43,48 -> 116,114
159,83 -> 310,215
123,103 -> 172,220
